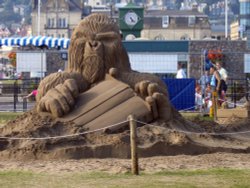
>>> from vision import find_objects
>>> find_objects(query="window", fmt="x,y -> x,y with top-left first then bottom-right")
240,2 -> 250,15
58,18 -> 62,27
63,18 -> 66,28
47,19 -> 51,27
51,19 -> 54,27
162,16 -> 169,28
188,16 -> 195,26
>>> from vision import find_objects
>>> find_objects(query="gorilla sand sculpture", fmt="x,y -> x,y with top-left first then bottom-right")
1,14 -> 250,160
36,13 -> 173,131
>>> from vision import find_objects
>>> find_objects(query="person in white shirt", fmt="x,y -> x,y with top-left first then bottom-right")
215,61 -> 228,106
216,61 -> 228,83
176,63 -> 187,79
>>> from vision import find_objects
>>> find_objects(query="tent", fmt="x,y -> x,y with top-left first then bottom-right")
0,36 -> 70,49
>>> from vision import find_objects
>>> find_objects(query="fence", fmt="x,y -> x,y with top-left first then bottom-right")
0,77 -> 249,112
0,78 -> 39,112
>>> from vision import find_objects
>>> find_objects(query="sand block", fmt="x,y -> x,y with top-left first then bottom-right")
60,79 -> 153,131
217,108 -> 248,118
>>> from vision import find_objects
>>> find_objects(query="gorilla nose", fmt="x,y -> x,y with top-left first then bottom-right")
89,41 -> 98,48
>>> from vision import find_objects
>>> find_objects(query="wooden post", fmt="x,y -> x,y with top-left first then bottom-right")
245,101 -> 250,119
128,115 -> 139,175
213,91 -> 218,121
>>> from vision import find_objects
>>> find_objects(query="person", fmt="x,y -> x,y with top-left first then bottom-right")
198,70 -> 210,97
176,63 -> 187,79
204,84 -> 212,114
209,66 -> 221,93
195,83 -> 203,111
210,66 -> 226,107
0,81 -> 2,95
215,61 -> 228,104
23,89 -> 38,101
215,61 -> 228,83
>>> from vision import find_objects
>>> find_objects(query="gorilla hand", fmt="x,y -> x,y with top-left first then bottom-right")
135,81 -> 172,121
37,79 -> 79,117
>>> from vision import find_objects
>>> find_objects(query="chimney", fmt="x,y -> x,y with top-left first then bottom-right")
80,0 -> 84,9
192,4 -> 198,12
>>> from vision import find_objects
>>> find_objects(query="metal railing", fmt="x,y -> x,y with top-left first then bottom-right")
0,77 -> 249,112
0,78 -> 39,112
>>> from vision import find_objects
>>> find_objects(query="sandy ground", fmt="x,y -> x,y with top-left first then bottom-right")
0,153 -> 249,174
0,107 -> 250,173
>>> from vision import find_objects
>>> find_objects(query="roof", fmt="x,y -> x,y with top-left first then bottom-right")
33,0 -> 82,12
145,9 -> 208,17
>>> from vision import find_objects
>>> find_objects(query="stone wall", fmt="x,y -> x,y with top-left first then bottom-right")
46,51 -> 66,74
189,40 -> 250,80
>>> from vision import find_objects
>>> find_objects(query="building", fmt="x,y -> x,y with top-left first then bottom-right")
230,20 -> 240,40
239,0 -> 250,38
141,8 -> 211,40
31,0 -> 84,38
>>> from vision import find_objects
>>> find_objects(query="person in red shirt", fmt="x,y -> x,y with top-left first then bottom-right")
23,89 -> 38,100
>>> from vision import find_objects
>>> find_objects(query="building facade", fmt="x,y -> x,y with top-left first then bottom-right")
141,9 -> 211,40
239,0 -> 250,37
31,0 -> 83,38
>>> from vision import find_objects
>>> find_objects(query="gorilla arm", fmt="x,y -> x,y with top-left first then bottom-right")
36,71 -> 89,117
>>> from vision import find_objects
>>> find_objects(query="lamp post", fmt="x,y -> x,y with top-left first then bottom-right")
37,0 -> 41,36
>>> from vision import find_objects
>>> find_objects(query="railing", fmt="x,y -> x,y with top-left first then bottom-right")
1,77 -> 249,113
0,78 -> 39,112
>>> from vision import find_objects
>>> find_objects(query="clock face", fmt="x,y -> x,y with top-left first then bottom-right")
124,11 -> 139,26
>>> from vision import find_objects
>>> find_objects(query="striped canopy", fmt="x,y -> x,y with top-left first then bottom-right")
0,36 -> 70,49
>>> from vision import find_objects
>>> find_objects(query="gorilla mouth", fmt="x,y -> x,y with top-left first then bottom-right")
81,55 -> 105,84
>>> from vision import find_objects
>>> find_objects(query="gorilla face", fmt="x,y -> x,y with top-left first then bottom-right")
68,14 -> 131,85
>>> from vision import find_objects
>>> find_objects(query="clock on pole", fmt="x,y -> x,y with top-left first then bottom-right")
124,11 -> 140,27
119,2 -> 144,40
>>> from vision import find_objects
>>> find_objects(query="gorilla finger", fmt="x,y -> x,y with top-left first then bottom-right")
109,68 -> 119,78
134,82 -> 140,95
147,83 -> 160,96
37,97 -> 46,112
48,99 -> 64,117
55,84 -> 75,107
49,89 -> 71,115
145,96 -> 159,119
139,80 -> 151,98
64,79 -> 79,98
152,92 -> 171,121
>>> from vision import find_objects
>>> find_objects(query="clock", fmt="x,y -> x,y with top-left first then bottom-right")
124,11 -> 139,26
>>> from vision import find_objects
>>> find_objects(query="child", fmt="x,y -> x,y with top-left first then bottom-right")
204,84 -> 212,114
195,83 -> 203,111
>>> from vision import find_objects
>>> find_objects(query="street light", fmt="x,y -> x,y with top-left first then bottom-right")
37,0 -> 41,36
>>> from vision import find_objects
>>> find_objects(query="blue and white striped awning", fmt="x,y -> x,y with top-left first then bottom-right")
0,36 -> 70,49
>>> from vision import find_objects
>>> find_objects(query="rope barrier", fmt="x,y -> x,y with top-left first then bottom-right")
135,120 -> 250,136
178,105 -> 197,112
1,115 -> 250,140
218,98 -> 245,108
0,120 -> 129,140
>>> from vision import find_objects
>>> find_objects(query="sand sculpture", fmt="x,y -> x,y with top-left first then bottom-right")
35,13 -> 173,131
1,13 -> 250,160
